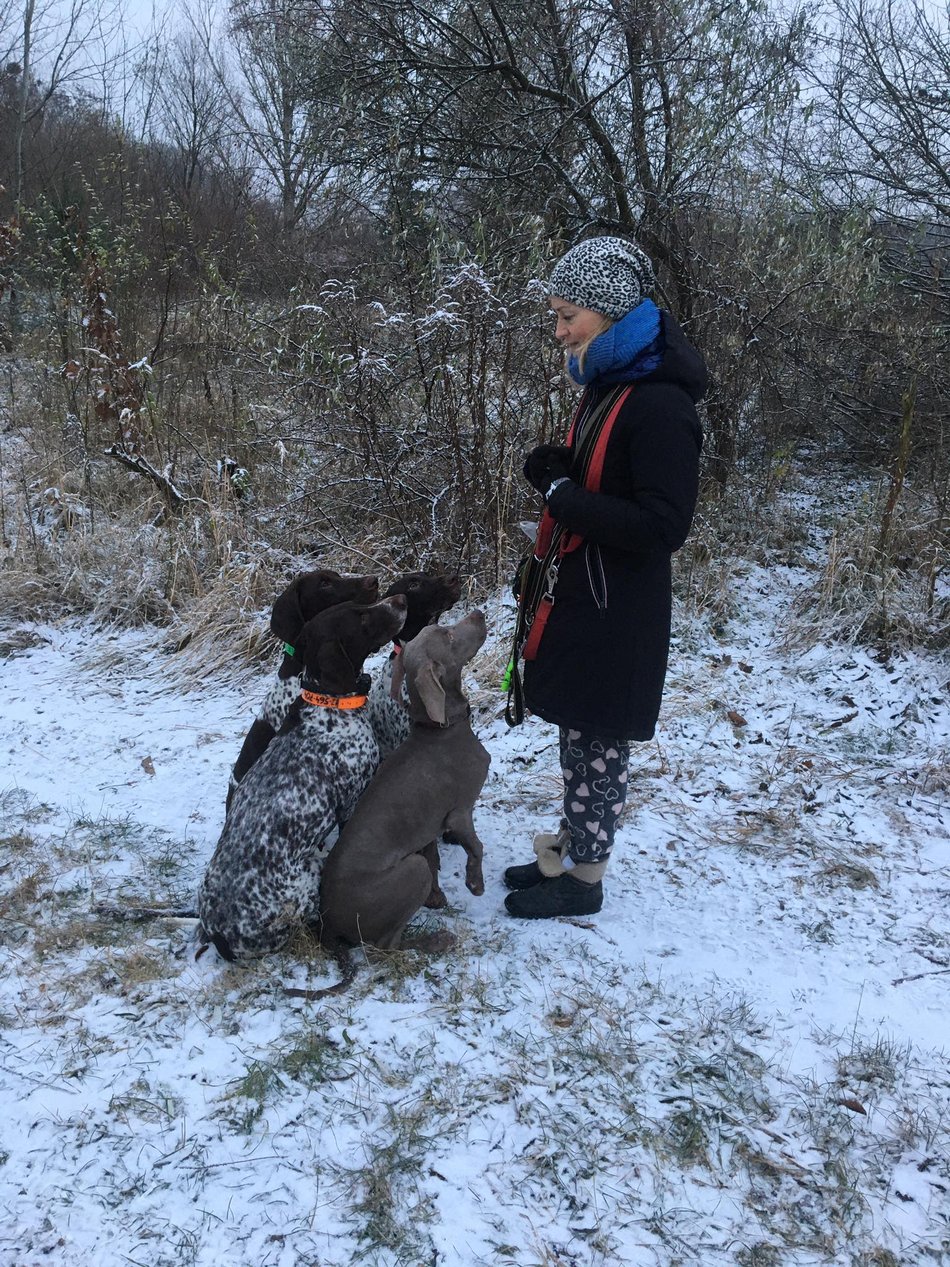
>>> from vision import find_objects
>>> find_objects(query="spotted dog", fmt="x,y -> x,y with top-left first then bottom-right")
198,594 -> 407,961
367,571 -> 461,762
226,568 -> 378,810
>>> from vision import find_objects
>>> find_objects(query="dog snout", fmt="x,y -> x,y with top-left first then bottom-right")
383,593 -> 409,637
359,574 -> 380,599
455,609 -> 487,653
381,593 -> 409,631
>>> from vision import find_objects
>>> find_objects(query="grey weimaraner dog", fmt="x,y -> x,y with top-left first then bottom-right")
366,569 -> 462,908
366,570 -> 462,761
197,593 -> 407,961
319,610 -> 490,951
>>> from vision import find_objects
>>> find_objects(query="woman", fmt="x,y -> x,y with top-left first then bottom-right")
505,235 -> 707,919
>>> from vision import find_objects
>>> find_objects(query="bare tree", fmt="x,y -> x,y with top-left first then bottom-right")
198,0 -> 334,232
8,0 -> 126,199
798,0 -> 950,465
148,27 -> 228,199
2,0 -> 123,340
317,0 -> 811,314
818,0 -> 950,219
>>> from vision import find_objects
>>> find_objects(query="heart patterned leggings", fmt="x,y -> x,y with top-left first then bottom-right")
560,727 -> 631,864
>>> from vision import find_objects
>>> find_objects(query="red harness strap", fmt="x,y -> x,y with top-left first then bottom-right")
531,386 -> 633,565
521,593 -> 554,661
522,385 -> 633,664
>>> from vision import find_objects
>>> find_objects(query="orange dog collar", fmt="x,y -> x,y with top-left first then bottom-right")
300,689 -> 368,710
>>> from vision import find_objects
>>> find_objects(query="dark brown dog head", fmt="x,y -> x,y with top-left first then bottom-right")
271,570 -> 379,670
297,594 -> 408,695
382,570 -> 462,644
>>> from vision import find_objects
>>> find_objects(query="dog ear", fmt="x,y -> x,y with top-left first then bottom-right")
293,620 -> 312,665
413,662 -> 446,726
315,638 -> 355,691
270,577 -> 305,641
390,651 -> 407,701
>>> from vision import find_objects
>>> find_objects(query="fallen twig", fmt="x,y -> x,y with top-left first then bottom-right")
819,710 -> 859,733
892,967 -> 950,986
93,902 -> 198,923
104,444 -> 193,511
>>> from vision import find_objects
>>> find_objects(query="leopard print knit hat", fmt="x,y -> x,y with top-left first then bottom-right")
548,236 -> 656,319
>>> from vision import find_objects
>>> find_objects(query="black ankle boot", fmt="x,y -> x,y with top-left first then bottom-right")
504,873 -> 603,919
503,860 -> 545,890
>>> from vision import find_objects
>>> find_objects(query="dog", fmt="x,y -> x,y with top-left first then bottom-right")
366,570 -> 462,761
366,570 -> 462,907
198,593 -> 407,961
319,610 -> 490,952
226,568 -> 378,809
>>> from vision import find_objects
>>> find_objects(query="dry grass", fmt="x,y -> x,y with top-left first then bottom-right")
4,327 -> 948,684
673,518 -> 742,629
788,487 -> 950,653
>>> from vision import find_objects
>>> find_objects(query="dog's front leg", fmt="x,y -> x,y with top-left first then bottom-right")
442,807 -> 485,896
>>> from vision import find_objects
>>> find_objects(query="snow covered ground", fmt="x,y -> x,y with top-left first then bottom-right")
0,551 -> 948,1266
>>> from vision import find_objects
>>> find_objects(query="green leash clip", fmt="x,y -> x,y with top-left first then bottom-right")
501,658 -> 514,692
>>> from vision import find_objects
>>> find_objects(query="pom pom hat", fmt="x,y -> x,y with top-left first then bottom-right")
548,235 -> 656,320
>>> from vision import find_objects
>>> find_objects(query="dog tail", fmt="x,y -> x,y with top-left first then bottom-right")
283,940 -> 357,1001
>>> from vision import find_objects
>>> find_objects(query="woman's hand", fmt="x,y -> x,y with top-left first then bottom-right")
523,444 -> 572,495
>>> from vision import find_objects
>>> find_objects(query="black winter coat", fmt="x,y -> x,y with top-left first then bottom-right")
522,312 -> 706,741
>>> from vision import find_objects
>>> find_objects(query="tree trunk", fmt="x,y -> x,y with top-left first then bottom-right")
9,0 -> 35,346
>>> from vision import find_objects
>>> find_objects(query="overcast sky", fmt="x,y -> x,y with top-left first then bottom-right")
13,0 -> 225,115
26,0 -> 221,70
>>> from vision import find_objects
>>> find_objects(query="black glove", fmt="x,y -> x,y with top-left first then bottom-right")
523,444 -> 572,496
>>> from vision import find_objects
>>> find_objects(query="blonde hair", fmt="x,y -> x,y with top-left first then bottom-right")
573,315 -> 613,375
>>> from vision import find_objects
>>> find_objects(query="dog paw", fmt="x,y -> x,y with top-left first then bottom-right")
403,928 -> 457,954
424,886 -> 448,910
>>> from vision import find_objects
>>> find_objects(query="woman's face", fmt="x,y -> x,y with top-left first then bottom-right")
549,297 -> 608,354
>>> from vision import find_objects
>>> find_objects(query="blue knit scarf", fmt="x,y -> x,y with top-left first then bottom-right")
568,298 -> 664,386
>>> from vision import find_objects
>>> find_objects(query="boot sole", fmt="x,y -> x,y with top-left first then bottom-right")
504,882 -> 603,919
505,902 -> 603,919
